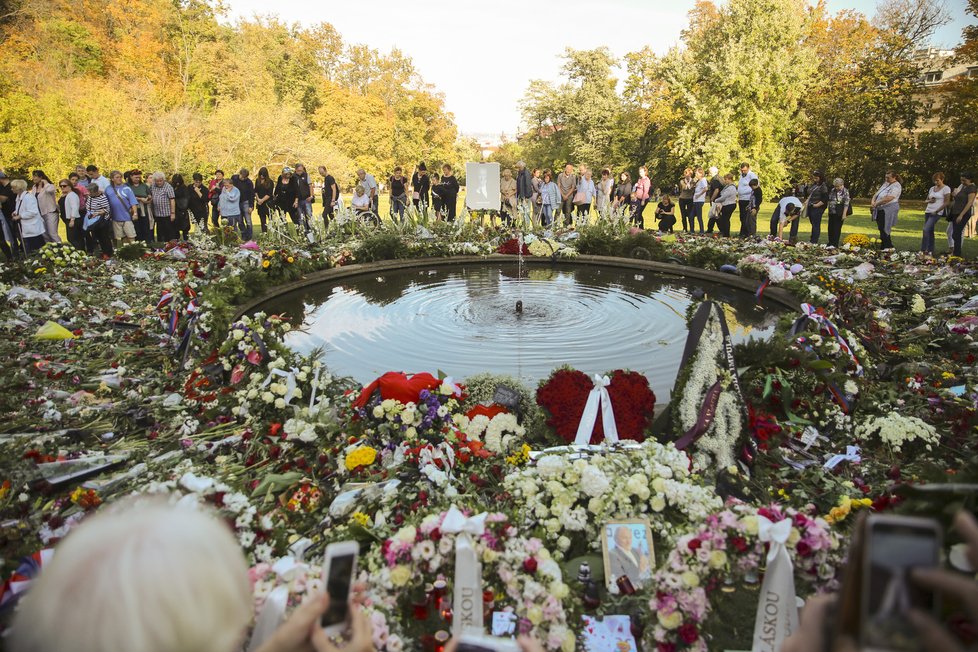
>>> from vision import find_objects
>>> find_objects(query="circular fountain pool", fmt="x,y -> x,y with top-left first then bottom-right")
259,262 -> 783,399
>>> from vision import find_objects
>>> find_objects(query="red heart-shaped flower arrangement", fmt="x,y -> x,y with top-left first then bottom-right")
536,368 -> 656,444
351,371 -> 443,410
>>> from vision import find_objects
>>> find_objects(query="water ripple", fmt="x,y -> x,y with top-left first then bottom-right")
262,263 -> 780,399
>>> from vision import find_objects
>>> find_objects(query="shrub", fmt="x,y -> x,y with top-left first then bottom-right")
354,232 -> 410,262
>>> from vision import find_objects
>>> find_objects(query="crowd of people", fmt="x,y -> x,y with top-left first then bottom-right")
1,160 -> 976,260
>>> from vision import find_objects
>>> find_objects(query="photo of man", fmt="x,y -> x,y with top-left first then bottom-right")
603,521 -> 654,591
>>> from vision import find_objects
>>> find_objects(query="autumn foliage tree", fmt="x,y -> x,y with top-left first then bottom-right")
0,0 -> 465,185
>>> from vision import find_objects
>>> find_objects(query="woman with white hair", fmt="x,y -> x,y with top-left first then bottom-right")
9,179 -> 46,254
8,500 -> 373,652
826,178 -> 851,248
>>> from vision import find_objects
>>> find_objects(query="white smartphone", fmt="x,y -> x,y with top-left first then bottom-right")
859,514 -> 942,652
456,633 -> 520,652
321,540 -> 359,636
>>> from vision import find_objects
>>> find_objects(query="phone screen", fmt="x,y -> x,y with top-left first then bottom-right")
321,553 -> 354,628
863,524 -> 938,651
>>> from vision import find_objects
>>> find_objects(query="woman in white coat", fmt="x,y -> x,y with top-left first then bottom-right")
10,179 -> 46,254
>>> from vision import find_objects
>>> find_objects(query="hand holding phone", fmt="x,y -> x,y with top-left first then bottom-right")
860,515 -> 942,652
321,541 -> 358,636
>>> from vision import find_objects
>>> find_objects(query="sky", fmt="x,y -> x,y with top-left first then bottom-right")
225,0 -> 974,137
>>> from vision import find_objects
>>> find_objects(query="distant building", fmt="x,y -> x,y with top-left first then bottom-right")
915,47 -> 978,133
464,132 -> 506,160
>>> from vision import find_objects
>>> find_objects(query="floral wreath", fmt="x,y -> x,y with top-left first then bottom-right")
359,508 -> 575,651
536,368 -> 656,444
641,500 -> 841,651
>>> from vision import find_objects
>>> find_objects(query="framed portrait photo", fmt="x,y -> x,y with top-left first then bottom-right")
601,519 -> 655,592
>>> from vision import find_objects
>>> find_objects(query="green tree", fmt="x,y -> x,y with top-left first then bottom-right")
518,48 -> 622,171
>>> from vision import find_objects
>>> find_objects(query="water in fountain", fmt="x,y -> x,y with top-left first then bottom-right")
263,263 -> 783,396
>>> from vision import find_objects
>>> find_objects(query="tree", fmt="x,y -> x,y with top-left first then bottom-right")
0,0 -> 460,182
518,48 -> 623,171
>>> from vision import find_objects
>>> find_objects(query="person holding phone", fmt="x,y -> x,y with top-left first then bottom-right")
8,501 -> 376,652
783,511 -> 978,652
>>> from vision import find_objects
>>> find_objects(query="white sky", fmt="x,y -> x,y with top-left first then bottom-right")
225,0 -> 973,136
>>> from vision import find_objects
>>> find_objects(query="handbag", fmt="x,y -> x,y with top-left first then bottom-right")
573,190 -> 587,205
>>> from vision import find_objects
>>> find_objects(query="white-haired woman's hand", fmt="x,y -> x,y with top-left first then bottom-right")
310,603 -> 374,652
255,594 -> 374,652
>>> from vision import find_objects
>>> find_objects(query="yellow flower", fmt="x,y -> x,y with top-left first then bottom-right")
527,605 -> 543,625
389,565 -> 411,587
344,446 -> 378,471
742,515 -> 759,536
266,249 -> 278,256
658,610 -> 683,630
33,267 -> 46,275
681,570 -> 700,588
351,511 -> 371,527
505,443 -> 531,466
708,550 -> 728,569
261,260 -> 270,268
287,256 -> 294,263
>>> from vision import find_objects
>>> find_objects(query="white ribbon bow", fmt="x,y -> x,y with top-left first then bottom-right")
307,365 -> 321,413
752,515 -> 800,651
261,367 -> 299,405
441,505 -> 488,537
758,515 -> 792,563
573,374 -> 620,446
419,443 -> 456,471
441,376 -> 463,398
247,586 -> 289,652
823,445 -> 861,470
443,505 -> 487,637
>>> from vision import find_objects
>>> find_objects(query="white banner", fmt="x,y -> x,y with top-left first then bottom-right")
752,516 -> 799,652
441,506 -> 487,637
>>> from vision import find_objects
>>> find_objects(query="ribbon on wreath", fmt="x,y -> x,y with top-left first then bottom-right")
752,516 -> 799,652
573,374 -> 620,446
824,445 -> 860,470
441,505 -> 487,638
247,586 -> 289,652
246,539 -> 315,652
0,548 -> 53,607
261,367 -> 300,405
791,303 -> 863,377
674,381 -> 723,450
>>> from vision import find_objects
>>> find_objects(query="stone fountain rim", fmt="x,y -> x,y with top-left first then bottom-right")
233,255 -> 798,320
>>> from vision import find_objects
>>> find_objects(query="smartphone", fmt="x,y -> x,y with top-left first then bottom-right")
860,515 -> 942,652
321,541 -> 358,636
456,634 -> 520,652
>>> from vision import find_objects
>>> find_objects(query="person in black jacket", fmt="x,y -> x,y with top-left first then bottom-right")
187,173 -> 210,232
233,168 -> 255,240
171,174 -> 191,240
274,167 -> 304,230
411,162 -> 429,212
318,165 -> 338,226
805,170 -> 829,244
0,171 -> 22,258
437,164 -> 460,222
254,167 -> 275,233
294,163 -> 313,225
516,161 -> 533,212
